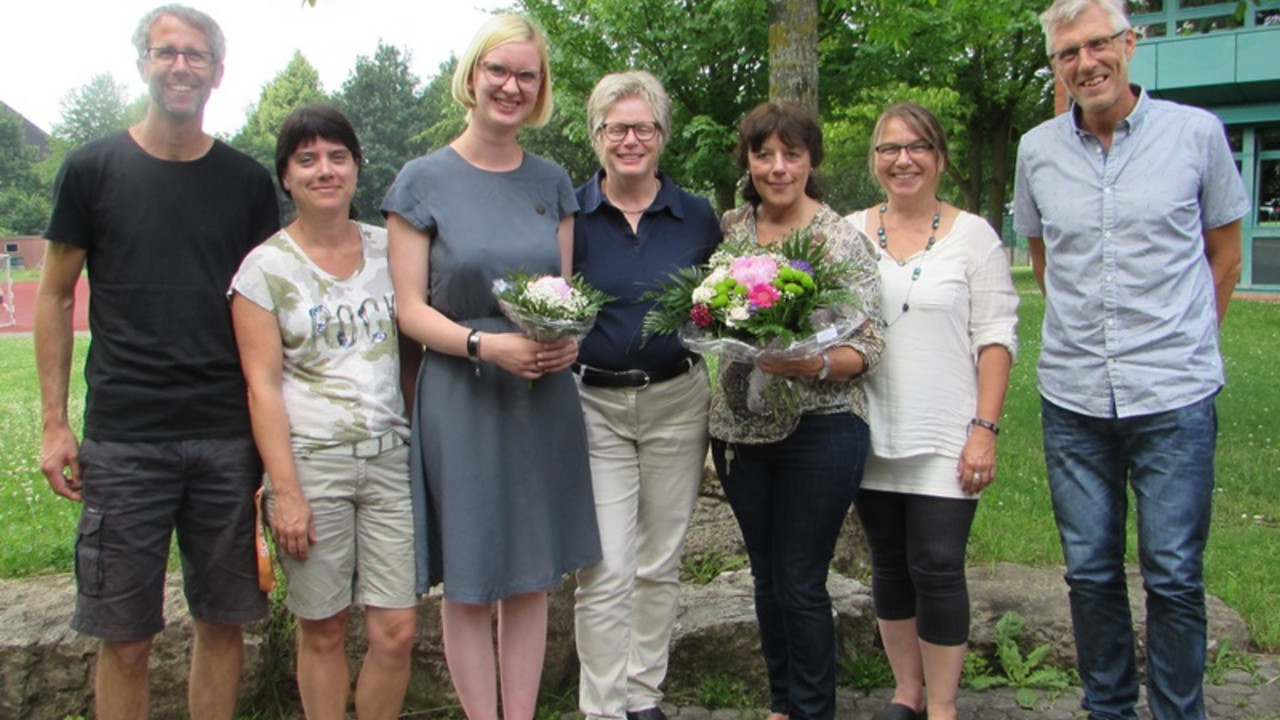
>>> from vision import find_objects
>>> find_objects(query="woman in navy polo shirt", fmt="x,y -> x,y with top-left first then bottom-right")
570,70 -> 721,720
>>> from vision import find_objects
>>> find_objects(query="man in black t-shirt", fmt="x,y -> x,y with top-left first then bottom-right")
34,5 -> 279,719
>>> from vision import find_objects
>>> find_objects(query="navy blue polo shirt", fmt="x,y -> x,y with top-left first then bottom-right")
574,170 -> 721,373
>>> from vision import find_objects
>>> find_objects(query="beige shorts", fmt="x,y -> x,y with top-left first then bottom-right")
267,435 -> 417,620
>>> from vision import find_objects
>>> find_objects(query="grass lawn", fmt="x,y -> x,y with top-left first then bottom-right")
1,275 -> 1277,651
7,268 -> 43,282
968,268 -> 1280,651
0,335 -> 86,578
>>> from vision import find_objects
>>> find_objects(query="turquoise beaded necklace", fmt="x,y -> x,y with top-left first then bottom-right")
877,199 -> 941,324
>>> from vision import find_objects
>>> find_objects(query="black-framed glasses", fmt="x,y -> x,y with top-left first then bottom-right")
598,121 -> 661,143
478,61 -> 542,90
874,141 -> 935,158
1049,29 -> 1128,66
145,46 -> 214,69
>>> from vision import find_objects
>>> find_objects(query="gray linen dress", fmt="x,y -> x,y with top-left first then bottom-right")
382,146 -> 601,603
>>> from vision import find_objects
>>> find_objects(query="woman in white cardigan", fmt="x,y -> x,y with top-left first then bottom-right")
845,102 -> 1019,720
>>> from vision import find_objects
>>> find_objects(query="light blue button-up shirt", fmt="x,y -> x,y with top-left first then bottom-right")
1013,89 -> 1249,418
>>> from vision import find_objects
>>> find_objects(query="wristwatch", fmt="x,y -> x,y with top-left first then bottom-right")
466,329 -> 484,376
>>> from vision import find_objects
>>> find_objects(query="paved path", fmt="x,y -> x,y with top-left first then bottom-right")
646,654 -> 1280,720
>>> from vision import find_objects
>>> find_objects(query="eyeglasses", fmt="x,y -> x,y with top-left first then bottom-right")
874,141 -> 935,158
1049,29 -> 1128,66
478,61 -> 542,90
145,46 -> 214,69
598,121 -> 661,143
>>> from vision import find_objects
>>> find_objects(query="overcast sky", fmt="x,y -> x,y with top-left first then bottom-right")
0,0 -> 508,137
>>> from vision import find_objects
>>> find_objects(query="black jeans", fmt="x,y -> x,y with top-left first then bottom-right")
711,413 -> 869,720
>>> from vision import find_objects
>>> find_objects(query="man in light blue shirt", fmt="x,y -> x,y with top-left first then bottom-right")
1013,0 -> 1248,718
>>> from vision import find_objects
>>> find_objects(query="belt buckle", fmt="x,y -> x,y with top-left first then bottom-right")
625,369 -> 651,390
353,436 -> 382,458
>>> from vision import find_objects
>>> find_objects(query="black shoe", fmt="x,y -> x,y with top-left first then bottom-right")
626,707 -> 668,720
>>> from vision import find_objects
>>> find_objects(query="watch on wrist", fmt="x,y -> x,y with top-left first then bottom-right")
466,329 -> 484,376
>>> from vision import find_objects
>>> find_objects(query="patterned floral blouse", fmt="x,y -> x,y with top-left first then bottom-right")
708,202 -> 884,444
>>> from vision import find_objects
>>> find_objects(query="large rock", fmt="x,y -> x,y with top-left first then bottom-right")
0,560 -> 1251,717
665,569 -> 876,699
968,563 -> 1252,667
0,573 -> 267,720
0,574 -> 575,720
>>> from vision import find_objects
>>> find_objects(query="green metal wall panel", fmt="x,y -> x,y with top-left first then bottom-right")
1238,29 -> 1280,85
1158,34 -> 1236,90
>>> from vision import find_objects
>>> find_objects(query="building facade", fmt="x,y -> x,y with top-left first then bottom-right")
1128,0 -> 1280,292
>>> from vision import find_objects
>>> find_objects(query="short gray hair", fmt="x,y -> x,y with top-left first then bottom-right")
1039,0 -> 1130,54
586,70 -> 672,159
133,4 -> 226,65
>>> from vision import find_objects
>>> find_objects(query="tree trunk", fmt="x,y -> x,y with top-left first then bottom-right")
985,109 -> 1014,239
768,0 -> 819,114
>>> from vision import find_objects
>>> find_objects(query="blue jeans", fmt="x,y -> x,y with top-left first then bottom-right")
711,413 -> 869,720
1041,395 -> 1217,720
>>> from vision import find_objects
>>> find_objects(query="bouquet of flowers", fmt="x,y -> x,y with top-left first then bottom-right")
642,229 -> 865,413
492,271 -> 613,343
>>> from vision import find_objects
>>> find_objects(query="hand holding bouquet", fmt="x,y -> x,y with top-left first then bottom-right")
491,271 -> 613,387
643,229 -> 864,361
492,271 -> 613,343
642,229 -> 866,414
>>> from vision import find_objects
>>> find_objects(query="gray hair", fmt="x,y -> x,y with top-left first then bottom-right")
133,4 -> 226,65
1039,0 -> 1131,54
586,70 -> 673,160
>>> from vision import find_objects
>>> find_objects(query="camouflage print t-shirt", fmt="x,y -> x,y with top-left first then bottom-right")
230,222 -> 408,451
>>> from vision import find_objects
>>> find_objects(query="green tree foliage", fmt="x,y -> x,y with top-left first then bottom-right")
231,51 -> 328,182
831,0 -> 1054,230
519,0 -> 771,211
52,73 -> 139,148
510,0 -> 1051,226
521,88 -> 599,187
335,42 -> 432,224
0,109 -> 50,236
414,57 -> 466,153
36,74 -> 147,201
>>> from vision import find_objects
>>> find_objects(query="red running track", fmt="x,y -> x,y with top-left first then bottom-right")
0,278 -> 90,333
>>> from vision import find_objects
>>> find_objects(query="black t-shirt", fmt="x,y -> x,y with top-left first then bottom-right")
45,131 -> 280,441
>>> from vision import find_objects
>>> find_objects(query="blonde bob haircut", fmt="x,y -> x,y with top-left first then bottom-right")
451,14 -> 555,129
586,70 -> 673,161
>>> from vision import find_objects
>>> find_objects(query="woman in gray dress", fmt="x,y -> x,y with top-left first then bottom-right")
382,14 -> 601,720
